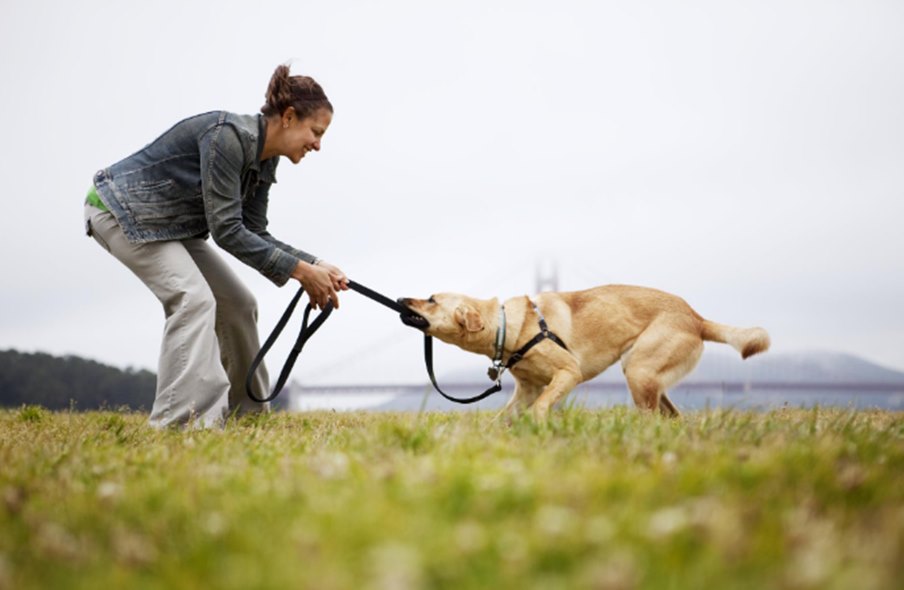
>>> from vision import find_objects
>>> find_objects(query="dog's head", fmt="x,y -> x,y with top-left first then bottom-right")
398,293 -> 487,344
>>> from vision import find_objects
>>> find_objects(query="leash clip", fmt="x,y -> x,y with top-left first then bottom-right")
487,362 -> 505,383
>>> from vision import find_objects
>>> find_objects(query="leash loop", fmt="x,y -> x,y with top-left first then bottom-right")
246,280 -> 409,404
245,287 -> 334,403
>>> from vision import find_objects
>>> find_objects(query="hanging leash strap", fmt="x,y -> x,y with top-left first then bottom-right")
423,335 -> 504,404
245,287 -> 331,403
245,280 -> 408,403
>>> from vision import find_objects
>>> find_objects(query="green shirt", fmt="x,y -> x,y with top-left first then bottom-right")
86,185 -> 107,212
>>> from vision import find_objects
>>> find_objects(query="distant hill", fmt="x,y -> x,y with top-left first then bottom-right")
678,350 -> 904,384
0,349 -> 155,410
0,350 -> 298,412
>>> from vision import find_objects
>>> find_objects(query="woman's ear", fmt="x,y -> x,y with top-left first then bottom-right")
281,106 -> 297,128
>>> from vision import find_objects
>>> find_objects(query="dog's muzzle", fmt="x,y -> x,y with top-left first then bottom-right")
397,299 -> 430,330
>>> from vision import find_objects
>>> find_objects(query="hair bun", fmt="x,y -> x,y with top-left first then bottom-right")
261,63 -> 332,119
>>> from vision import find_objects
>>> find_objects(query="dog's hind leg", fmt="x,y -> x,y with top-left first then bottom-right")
659,393 -> 680,418
622,320 -> 702,417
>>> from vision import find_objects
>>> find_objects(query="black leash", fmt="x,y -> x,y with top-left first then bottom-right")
423,335 -> 503,404
244,286 -> 330,403
246,280 -> 413,403
246,282 -> 568,405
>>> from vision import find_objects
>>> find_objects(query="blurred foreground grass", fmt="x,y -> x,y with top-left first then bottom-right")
1,406 -> 902,589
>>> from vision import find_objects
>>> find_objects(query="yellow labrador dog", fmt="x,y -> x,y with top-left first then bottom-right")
399,285 -> 769,420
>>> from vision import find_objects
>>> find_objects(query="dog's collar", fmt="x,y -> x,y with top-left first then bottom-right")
487,304 -> 506,382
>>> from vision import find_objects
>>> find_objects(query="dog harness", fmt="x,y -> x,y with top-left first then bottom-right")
488,297 -> 570,381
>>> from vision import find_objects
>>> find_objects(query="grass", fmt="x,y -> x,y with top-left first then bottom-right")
1,406 -> 902,589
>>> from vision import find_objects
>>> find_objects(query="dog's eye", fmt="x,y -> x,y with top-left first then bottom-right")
427,296 -> 437,304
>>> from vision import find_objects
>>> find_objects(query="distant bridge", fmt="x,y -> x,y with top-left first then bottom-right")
284,381 -> 904,412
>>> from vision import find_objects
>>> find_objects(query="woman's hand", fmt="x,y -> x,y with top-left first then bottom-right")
317,260 -> 349,291
291,260 -> 349,310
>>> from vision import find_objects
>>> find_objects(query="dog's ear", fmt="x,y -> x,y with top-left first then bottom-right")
454,305 -> 484,332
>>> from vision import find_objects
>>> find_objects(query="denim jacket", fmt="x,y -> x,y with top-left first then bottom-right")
93,111 -> 316,286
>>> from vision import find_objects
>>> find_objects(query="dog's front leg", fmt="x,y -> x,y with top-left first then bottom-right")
531,369 -> 581,421
493,380 -> 534,424
493,380 -> 527,422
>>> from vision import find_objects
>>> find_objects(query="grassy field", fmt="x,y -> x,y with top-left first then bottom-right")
1,406 -> 902,590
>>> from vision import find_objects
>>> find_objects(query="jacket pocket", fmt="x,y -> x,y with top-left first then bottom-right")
125,179 -> 204,225
130,178 -> 176,200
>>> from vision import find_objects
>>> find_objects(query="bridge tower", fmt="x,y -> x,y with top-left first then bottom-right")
535,259 -> 559,293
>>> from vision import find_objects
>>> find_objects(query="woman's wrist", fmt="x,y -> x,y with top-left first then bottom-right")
291,259 -> 315,282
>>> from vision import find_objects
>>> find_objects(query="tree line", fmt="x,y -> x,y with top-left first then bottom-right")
0,349 -> 155,410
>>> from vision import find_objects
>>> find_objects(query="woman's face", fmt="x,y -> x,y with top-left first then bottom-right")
282,107 -> 332,164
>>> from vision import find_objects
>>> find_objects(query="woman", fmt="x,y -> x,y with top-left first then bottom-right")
85,64 -> 348,428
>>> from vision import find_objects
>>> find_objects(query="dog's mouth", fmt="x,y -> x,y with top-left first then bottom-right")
397,299 -> 430,331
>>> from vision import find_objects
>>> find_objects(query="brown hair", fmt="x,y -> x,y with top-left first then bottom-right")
261,64 -> 333,119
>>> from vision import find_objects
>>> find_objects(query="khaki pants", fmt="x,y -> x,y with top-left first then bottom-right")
85,203 -> 269,428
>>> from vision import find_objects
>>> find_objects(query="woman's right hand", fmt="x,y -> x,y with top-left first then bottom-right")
291,260 -> 345,310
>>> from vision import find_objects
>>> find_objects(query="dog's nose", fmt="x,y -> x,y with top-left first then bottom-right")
397,297 -> 410,307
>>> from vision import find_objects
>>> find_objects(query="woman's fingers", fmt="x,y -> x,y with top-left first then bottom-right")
295,260 -> 348,309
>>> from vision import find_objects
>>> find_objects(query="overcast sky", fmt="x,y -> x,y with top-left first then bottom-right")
1,0 -> 902,385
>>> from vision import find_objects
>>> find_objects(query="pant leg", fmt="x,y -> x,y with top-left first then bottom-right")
85,203 -> 228,428
181,239 -> 270,416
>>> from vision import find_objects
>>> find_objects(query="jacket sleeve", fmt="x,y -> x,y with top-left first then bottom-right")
199,124 -> 300,286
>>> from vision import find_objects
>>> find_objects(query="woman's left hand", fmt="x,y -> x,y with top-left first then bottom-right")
316,260 -> 349,292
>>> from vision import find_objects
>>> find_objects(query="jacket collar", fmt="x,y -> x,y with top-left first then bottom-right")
255,114 -> 279,184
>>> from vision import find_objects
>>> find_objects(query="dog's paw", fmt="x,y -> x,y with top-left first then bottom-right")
531,404 -> 551,423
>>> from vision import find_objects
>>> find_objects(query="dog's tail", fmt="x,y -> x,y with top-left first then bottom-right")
701,321 -> 770,359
